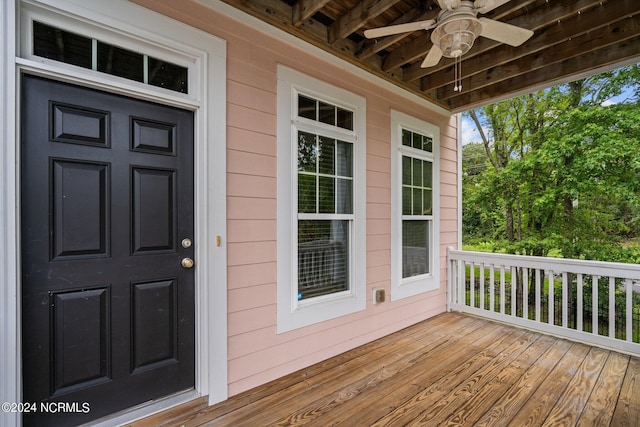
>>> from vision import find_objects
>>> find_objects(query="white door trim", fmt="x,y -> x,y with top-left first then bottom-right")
0,1 -> 228,425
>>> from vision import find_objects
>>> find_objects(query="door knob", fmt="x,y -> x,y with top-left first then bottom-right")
181,257 -> 195,269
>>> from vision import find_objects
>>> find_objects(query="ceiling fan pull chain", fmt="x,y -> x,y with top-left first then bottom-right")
454,54 -> 462,92
458,55 -> 463,91
453,55 -> 458,91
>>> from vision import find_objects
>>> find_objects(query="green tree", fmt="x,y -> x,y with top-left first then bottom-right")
463,64 -> 640,261
462,142 -> 496,239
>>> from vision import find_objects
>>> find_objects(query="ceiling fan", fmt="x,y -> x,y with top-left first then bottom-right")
364,0 -> 534,68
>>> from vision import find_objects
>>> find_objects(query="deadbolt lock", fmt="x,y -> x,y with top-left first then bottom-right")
181,238 -> 192,248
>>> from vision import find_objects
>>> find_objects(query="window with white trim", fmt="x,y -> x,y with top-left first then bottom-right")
391,111 -> 440,300
277,66 -> 366,332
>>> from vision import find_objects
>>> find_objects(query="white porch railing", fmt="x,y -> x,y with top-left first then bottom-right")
448,248 -> 640,355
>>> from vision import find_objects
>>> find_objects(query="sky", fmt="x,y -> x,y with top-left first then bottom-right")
459,88 -> 634,146
460,115 -> 480,146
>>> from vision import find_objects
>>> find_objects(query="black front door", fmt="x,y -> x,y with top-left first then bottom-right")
21,75 -> 195,426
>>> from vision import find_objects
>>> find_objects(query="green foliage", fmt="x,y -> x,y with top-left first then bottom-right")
462,64 -> 640,261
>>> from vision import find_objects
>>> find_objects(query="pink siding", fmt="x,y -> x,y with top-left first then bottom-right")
134,0 -> 458,398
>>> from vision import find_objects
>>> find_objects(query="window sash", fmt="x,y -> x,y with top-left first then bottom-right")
297,130 -> 354,216
402,218 -> 430,278
277,65 -> 366,332
400,147 -> 433,281
294,94 -> 355,301
297,219 -> 351,300
390,113 -> 439,300
401,153 -> 433,218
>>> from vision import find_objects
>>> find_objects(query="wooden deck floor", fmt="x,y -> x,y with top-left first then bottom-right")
129,312 -> 640,426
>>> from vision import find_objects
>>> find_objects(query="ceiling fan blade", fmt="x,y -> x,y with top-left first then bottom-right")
474,0 -> 511,14
479,18 -> 533,46
437,0 -> 462,11
421,44 -> 443,68
364,20 -> 436,39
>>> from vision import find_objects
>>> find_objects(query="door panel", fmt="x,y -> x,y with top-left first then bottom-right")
51,160 -> 110,258
132,167 -> 176,253
131,279 -> 177,370
51,287 -> 111,393
21,75 -> 195,426
51,102 -> 110,147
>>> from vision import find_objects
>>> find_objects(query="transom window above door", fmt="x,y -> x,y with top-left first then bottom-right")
32,21 -> 188,94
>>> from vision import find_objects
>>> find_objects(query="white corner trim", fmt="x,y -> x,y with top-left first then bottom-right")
0,1 -> 20,426
197,0 -> 452,118
457,113 -> 463,252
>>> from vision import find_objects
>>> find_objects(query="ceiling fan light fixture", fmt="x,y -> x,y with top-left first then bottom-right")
431,16 -> 482,58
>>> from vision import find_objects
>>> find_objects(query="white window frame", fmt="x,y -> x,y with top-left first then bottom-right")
391,110 -> 440,301
277,65 -> 366,333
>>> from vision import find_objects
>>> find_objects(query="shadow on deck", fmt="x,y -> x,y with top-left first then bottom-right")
128,312 -> 640,426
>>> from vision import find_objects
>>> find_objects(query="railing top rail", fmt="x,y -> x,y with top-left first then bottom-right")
448,248 -> 640,280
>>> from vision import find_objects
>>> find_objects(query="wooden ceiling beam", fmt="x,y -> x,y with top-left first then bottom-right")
424,0 -> 640,93
328,0 -> 402,44
382,33 -> 432,71
221,0 -> 326,40
404,0 -> 602,82
357,8 -> 436,59
218,0 -> 381,81
217,0 -> 640,111
447,33 -> 640,111
438,11 -> 640,101
293,0 -> 332,27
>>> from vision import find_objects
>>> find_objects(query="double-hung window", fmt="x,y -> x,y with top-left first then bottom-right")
391,111 -> 440,300
277,66 -> 366,332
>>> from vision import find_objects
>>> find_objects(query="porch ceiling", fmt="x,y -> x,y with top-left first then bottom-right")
219,0 -> 640,113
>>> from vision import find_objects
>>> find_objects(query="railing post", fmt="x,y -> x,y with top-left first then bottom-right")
470,262 -> 475,309
609,277 -> 616,338
480,264 -> 485,310
458,258 -> 465,309
626,280 -> 633,342
593,275 -> 600,336
523,267 -> 529,320
447,246 -> 455,311
535,269 -> 541,322
499,265 -> 505,315
562,272 -> 568,328
511,266 -> 517,317
548,270 -> 554,326
577,274 -> 584,332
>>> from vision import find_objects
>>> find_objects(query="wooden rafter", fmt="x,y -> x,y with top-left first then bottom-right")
437,5 -> 640,101
218,0 -> 640,112
292,0 -> 331,27
328,0 -> 401,43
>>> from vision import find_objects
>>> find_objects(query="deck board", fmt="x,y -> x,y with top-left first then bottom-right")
577,352 -> 629,426
612,356 -> 640,427
543,347 -> 609,426
128,312 -> 640,427
473,337 -> 573,427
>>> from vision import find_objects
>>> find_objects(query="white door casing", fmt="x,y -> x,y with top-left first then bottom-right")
0,0 -> 228,425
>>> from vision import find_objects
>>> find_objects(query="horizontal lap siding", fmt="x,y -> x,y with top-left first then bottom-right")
133,0 -> 458,397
